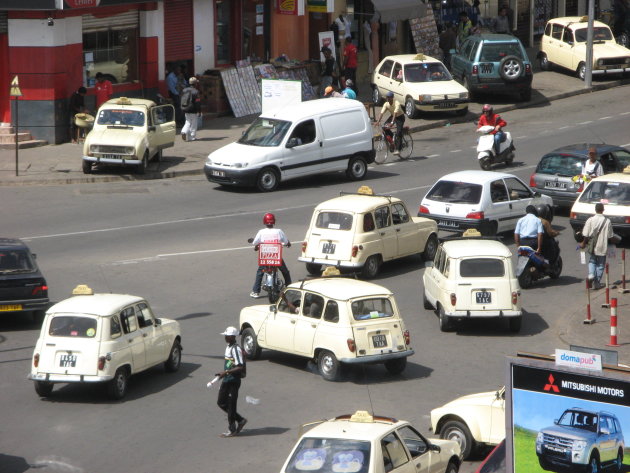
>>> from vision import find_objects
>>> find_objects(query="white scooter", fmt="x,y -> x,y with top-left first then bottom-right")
477,125 -> 515,171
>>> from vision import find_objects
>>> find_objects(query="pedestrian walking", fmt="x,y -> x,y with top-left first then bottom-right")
180,76 -> 201,142
94,72 -> 113,109
216,326 -> 247,438
439,22 -> 457,69
580,203 -> 613,289
493,7 -> 511,34
69,86 -> 87,143
342,38 -> 358,94
320,47 -> 336,97
167,64 -> 185,126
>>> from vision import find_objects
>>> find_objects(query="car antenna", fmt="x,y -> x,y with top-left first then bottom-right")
362,365 -> 377,417
97,264 -> 113,293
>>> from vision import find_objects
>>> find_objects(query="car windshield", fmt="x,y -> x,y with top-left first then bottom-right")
536,154 -> 585,177
404,62 -> 453,82
575,27 -> 613,42
426,180 -> 483,204
558,410 -> 598,432
238,117 -> 291,147
0,249 -> 36,274
579,181 -> 630,205
316,212 -> 353,230
97,109 -> 145,126
460,258 -> 505,277
49,316 -> 98,338
479,42 -> 525,61
351,298 -> 394,320
284,437 -> 371,473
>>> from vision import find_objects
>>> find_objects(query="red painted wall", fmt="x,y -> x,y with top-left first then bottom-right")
0,34 -> 9,123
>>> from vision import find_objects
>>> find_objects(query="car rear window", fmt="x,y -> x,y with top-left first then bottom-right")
479,42 -> 525,61
49,316 -> 97,338
0,249 -> 36,273
426,180 -> 482,204
536,154 -> 585,177
315,212 -> 353,230
351,298 -> 394,320
579,181 -> 630,205
285,437 -> 371,473
460,258 -> 505,277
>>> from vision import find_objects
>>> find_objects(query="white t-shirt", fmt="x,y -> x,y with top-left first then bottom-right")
582,160 -> 603,178
252,227 -> 289,246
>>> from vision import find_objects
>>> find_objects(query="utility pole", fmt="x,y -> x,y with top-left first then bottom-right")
585,1 -> 595,88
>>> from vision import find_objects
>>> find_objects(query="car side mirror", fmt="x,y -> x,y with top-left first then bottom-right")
286,137 -> 299,148
148,125 -> 156,132
270,305 -> 277,313
32,253 -> 37,259
429,444 -> 441,453
426,261 -> 434,268
155,319 -> 162,325
600,427 -> 610,435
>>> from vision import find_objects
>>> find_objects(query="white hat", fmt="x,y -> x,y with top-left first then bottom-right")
221,326 -> 239,337
189,76 -> 198,85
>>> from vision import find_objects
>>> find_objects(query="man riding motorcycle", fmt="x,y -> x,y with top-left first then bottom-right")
477,104 -> 506,154
250,213 -> 291,298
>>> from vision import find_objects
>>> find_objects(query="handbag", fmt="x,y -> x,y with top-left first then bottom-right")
586,220 -> 606,254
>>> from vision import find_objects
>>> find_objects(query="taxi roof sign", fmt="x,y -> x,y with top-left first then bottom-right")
10,76 -> 22,97
349,411 -> 374,423
72,284 -> 94,295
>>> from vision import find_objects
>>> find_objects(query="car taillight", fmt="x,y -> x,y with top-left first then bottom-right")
347,338 -> 356,352
98,356 -> 107,370
403,330 -> 410,345
418,205 -> 430,214
32,285 -> 48,296
472,65 -> 479,75
529,174 -> 536,187
525,64 -> 532,74
570,212 -> 576,219
512,291 -> 519,304
352,245 -> 359,257
466,211 -> 484,219
33,353 -> 39,368
625,217 -> 630,224
450,293 -> 457,306
301,241 -> 307,252
577,183 -> 584,192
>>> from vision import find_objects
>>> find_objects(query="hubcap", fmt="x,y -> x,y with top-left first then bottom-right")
503,59 -> 521,78
352,161 -> 365,176
321,354 -> 333,373
261,173 -> 275,188
172,346 -> 181,365
446,429 -> 466,450
244,335 -> 253,353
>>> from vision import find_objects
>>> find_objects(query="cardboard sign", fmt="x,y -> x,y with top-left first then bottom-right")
258,242 -> 283,266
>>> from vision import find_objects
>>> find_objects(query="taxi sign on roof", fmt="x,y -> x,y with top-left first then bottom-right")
72,284 -> 94,295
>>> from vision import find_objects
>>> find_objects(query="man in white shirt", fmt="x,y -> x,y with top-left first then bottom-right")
250,213 -> 292,298
580,203 -> 613,289
581,147 -> 604,179
376,91 -> 406,155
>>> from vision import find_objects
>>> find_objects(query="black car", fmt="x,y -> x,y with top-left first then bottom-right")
529,143 -> 630,207
0,238 -> 49,323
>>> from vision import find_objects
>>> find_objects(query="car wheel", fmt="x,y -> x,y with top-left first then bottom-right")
374,135 -> 389,164
550,256 -> 563,279
305,263 -> 322,276
34,381 -> 54,397
518,266 -> 534,289
577,62 -> 586,81
404,97 -> 418,119
164,340 -> 182,372
479,156 -> 492,171
32,310 -> 46,325
499,55 -> 524,82
463,76 -> 475,100
509,316 -> 522,333
318,350 -> 340,381
361,255 -> 381,279
241,327 -> 262,360
256,167 -> 280,192
155,149 -> 163,163
614,449 -> 623,473
422,234 -> 439,261
423,291 -> 434,310
441,420 -> 475,459
384,357 -> 407,375
346,156 -> 367,181
506,151 -> 515,165
519,88 -> 532,102
107,367 -> 128,400
539,53 -> 551,71
587,453 -> 600,473
438,305 -> 453,332
137,151 -> 148,175
445,461 -> 459,473
82,160 -> 92,174
455,106 -> 468,116
372,86 -> 383,105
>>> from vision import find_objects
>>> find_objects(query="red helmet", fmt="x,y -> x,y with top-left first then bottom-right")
482,104 -> 493,113
263,213 -> 275,225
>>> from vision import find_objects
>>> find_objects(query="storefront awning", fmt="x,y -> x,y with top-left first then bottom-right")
372,0 -> 427,22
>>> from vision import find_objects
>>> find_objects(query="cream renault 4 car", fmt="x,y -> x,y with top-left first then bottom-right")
82,97 -> 176,174
299,186 -> 438,279
422,230 -> 522,332
29,285 -> 182,400
539,17 -> 630,79
280,410 -> 461,473
239,273 -> 414,381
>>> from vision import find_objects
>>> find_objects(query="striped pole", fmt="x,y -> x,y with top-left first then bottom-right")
607,298 -> 620,347
602,263 -> 610,308
584,278 -> 595,324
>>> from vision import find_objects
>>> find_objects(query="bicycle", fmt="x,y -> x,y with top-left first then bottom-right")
372,122 -> 413,164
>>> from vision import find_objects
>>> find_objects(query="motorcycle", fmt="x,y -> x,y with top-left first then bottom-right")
248,238 -> 288,303
516,244 -> 562,289
477,125 -> 515,171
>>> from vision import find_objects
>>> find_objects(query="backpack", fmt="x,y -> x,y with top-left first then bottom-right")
180,87 -> 194,112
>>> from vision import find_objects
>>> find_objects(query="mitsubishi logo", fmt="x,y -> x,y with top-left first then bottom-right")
544,374 -> 560,392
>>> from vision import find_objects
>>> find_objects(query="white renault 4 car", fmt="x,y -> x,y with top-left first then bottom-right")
419,170 -> 553,235
29,285 -> 182,400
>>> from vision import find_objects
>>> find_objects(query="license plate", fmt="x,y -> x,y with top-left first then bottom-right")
436,102 -> 456,109
101,154 -> 123,160
480,63 -> 494,73
438,220 -> 459,228
544,181 -> 567,189
372,334 -> 387,348
322,242 -> 336,254
546,446 -> 565,453
476,291 -> 492,303
59,354 -> 77,368
212,170 -> 225,177
0,304 -> 22,311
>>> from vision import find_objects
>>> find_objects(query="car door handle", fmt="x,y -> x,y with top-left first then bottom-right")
311,324 -> 316,328
509,203 -> 513,209
291,320 -> 296,324
380,232 -> 386,236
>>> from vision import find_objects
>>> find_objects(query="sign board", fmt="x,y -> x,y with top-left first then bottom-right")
10,76 -> 22,97
261,79 -> 302,115
258,242 -> 283,266
277,0 -> 297,15
318,31 -> 336,60
555,348 -> 602,371
506,355 -> 630,473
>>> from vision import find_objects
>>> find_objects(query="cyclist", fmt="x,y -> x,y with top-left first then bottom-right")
376,91 -> 405,156
250,213 -> 291,298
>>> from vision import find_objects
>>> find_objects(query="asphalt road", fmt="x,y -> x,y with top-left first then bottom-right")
1,85 -> 630,473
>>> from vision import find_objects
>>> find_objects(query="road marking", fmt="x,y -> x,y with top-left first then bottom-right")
623,142 -> 630,147
558,126 -> 569,130
515,135 -> 528,138
599,116 -> 612,120
621,112 -> 630,116
578,121 -> 593,125
427,154 -> 440,158
450,149 -> 461,153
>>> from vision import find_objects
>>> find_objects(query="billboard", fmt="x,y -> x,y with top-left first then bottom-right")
507,356 -> 630,473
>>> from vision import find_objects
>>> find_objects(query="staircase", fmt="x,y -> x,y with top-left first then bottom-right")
0,123 -> 48,149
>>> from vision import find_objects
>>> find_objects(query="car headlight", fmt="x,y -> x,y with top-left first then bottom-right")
420,94 -> 431,103
90,145 -> 99,153
536,432 -> 543,443
573,440 -> 587,451
459,92 -> 469,99
597,59 -> 604,66
625,57 -> 630,64
125,147 -> 134,155
233,162 -> 248,168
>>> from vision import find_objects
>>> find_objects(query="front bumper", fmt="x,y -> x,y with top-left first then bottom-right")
415,98 -> 469,112
421,215 -> 494,234
469,74 -> 533,93
204,164 -> 259,187
29,372 -> 114,383
298,256 -> 362,269
339,349 -> 414,364
592,66 -> 630,74
443,309 -> 522,317
83,155 -> 140,166
0,297 -> 49,313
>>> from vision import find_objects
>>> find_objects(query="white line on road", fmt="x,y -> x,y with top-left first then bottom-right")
599,116 -> 612,120
515,135 -> 528,138
578,121 -> 593,125
450,149 -> 461,153
427,154 -> 440,158
558,126 -> 570,130
621,112 -> 630,116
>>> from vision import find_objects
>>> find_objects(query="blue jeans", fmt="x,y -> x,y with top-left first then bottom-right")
493,131 -> 505,154
588,254 -> 607,284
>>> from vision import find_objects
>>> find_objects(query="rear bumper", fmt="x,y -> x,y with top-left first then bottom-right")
443,309 -> 522,317
536,188 -> 578,206
421,215 -> 494,234
571,219 -> 630,238
298,256 -> 361,268
29,372 -> 114,383
340,349 -> 415,364
0,298 -> 49,313
469,75 -> 532,93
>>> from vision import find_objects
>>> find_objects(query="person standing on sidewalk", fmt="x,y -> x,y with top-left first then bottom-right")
216,326 -> 247,438
94,73 -> 113,109
439,22 -> 457,69
69,86 -> 87,143
320,47 -> 336,97
342,38 -> 358,94
580,203 -> 613,289
493,7 -> 512,34
180,77 -> 201,142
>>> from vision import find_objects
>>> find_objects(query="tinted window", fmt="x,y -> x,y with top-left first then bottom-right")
460,258 -> 505,277
551,24 -> 563,39
404,62 -> 452,82
536,154 -> 585,177
303,293 -> 324,319
579,181 -> 630,205
363,213 -> 375,232
375,206 -> 391,228
110,314 -> 122,338
284,437 -> 371,473
479,42 -> 525,61
563,28 -> 574,44
49,316 -> 97,338
289,119 -> 316,145
426,180 -> 482,204
0,249 -> 36,273
613,150 -> 630,168
575,27 -> 613,42
238,118 -> 291,147
378,60 -> 394,77
316,212 -> 353,230
351,298 -> 394,320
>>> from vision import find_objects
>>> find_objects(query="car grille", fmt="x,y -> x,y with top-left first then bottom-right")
600,57 -> 629,66
96,145 -> 128,154
543,433 -> 573,450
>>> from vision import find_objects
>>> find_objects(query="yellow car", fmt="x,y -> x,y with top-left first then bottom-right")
539,17 -> 630,79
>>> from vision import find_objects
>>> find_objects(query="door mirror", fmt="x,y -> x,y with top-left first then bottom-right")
425,261 -> 434,268
270,304 -> 277,313
286,137 -> 300,148
155,318 -> 162,325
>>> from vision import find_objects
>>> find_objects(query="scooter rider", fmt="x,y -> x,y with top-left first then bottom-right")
514,205 -> 543,254
250,213 -> 292,298
478,104 -> 506,154
536,204 -> 560,263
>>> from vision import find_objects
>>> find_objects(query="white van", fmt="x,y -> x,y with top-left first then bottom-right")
204,98 -> 375,191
